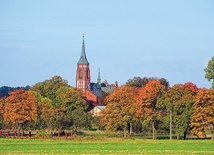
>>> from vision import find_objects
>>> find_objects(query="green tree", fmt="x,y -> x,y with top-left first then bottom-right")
31,76 -> 89,130
71,108 -> 92,130
204,56 -> 214,89
126,77 -> 149,87
159,83 -> 198,140
126,77 -> 169,88
101,85 -> 139,137
157,85 -> 182,140
32,91 -> 54,130
55,86 -> 89,130
31,76 -> 69,103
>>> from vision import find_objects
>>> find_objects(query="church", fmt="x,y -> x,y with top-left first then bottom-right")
76,35 -> 117,108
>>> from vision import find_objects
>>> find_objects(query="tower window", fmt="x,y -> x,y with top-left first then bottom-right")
79,70 -> 83,79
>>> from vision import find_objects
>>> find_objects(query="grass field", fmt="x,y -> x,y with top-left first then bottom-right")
0,138 -> 214,154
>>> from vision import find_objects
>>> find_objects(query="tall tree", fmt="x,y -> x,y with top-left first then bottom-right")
137,80 -> 167,140
31,76 -> 70,130
32,91 -> 54,130
55,86 -> 89,130
31,76 -> 89,130
158,82 -> 198,140
191,88 -> 214,140
204,56 -> 214,89
175,83 -> 198,140
3,89 -> 37,136
101,85 -> 139,137
31,76 -> 69,103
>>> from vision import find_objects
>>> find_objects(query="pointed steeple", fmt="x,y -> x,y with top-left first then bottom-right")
78,34 -> 89,65
97,68 -> 101,84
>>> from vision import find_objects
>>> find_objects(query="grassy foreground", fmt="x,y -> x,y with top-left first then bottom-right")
0,138 -> 214,154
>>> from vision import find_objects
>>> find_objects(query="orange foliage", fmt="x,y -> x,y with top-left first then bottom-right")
3,89 -> 37,128
137,80 -> 166,117
184,82 -> 198,93
191,88 -> 214,136
0,98 -> 5,113
101,85 -> 139,131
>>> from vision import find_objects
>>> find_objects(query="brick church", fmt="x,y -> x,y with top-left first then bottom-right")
76,35 -> 117,108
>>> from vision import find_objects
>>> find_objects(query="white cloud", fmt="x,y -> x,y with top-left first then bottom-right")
0,41 -> 29,49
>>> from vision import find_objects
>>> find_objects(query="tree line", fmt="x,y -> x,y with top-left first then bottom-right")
102,80 -> 214,140
101,57 -> 214,140
0,76 -> 91,136
0,57 -> 213,139
0,86 -> 30,98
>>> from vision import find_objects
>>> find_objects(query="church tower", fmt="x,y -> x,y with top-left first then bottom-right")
76,35 -> 91,95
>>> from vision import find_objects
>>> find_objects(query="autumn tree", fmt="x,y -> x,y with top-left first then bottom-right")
191,88 -> 214,140
0,98 -> 5,128
137,80 -> 167,140
101,85 -> 139,137
204,56 -> 214,89
3,89 -> 37,136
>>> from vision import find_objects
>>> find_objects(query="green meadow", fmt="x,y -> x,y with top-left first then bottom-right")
0,138 -> 214,154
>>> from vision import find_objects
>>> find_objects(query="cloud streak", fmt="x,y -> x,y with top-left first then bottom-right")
0,41 -> 29,50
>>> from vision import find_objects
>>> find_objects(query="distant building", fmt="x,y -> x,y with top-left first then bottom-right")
89,106 -> 106,116
76,35 -> 117,108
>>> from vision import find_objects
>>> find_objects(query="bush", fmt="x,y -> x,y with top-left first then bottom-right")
34,130 -> 51,139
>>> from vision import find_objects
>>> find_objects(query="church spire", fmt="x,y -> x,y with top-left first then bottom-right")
76,34 -> 91,94
97,68 -> 101,84
78,34 -> 89,65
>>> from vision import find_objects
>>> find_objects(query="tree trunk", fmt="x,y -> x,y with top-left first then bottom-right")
183,131 -> 187,140
129,123 -> 132,137
152,121 -> 156,140
124,127 -> 127,138
58,130 -> 60,138
177,133 -> 180,140
170,110 -> 172,140
21,129 -> 24,137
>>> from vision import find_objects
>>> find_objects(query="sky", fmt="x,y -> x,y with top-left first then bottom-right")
0,0 -> 213,88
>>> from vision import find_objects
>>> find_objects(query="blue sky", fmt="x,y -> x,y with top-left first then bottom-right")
0,0 -> 213,88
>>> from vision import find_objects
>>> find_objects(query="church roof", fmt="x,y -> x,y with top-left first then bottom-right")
101,85 -> 114,93
78,35 -> 89,65
90,83 -> 103,97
